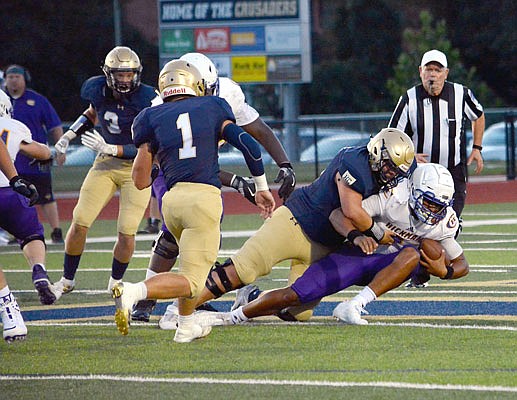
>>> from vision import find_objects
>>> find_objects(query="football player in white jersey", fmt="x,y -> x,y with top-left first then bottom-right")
210,163 -> 469,327
131,52 -> 295,321
0,90 -> 56,341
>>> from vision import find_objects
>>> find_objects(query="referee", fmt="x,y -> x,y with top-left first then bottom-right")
389,49 -> 485,217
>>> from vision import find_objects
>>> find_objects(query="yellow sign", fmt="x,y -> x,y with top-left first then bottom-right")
231,56 -> 267,82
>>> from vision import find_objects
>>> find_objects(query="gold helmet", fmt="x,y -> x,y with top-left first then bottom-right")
158,59 -> 205,100
367,128 -> 415,189
102,46 -> 142,94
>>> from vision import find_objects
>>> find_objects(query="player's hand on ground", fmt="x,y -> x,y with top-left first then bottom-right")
274,164 -> 296,202
255,190 -> 275,219
352,235 -> 378,255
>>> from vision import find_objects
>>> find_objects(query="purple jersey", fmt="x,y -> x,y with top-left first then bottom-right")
9,89 -> 61,175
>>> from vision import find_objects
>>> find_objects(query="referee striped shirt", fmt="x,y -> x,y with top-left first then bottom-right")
389,81 -> 483,169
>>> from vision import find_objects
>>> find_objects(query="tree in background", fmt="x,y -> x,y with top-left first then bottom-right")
386,11 -> 501,107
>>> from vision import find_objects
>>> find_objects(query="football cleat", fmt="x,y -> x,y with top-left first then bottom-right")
332,300 -> 369,325
131,299 -> 157,322
108,277 -> 122,293
111,282 -> 139,336
32,264 -> 57,305
159,301 -> 179,330
231,284 -> 261,311
405,280 -> 429,289
1,298 -> 27,343
53,277 -> 76,300
173,322 -> 212,343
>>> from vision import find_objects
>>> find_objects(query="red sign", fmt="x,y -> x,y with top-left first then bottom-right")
195,27 -> 230,53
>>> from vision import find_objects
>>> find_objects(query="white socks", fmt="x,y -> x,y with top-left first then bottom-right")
145,269 -> 158,280
229,306 -> 249,324
352,286 -> 377,308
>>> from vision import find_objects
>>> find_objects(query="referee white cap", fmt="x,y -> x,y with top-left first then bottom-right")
420,49 -> 448,68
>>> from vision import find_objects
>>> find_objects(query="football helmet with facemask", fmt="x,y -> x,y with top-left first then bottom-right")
180,52 -> 219,95
367,128 -> 415,189
102,46 -> 142,94
409,163 -> 454,225
0,90 -> 13,118
158,59 -> 206,99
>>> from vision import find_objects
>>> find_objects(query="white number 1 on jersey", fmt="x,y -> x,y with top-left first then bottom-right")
177,113 -> 196,159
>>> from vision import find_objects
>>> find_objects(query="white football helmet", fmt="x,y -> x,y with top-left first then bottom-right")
409,163 -> 455,225
0,90 -> 13,118
180,52 -> 219,95
158,59 -> 205,100
367,128 -> 415,189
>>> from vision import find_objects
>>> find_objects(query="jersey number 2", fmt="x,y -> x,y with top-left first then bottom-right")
177,113 -> 196,159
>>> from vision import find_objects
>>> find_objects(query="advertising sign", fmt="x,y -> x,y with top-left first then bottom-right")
158,0 -> 311,84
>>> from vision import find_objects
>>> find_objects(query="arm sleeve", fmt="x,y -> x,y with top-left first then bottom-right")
389,92 -> 413,136
464,87 -> 484,121
222,123 -> 264,177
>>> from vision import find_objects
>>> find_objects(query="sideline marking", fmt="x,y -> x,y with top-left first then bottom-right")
27,320 -> 517,332
1,374 -> 516,393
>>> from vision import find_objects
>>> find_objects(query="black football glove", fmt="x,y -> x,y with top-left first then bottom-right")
9,175 -> 39,206
29,157 -> 53,172
230,175 -> 256,205
274,163 -> 296,202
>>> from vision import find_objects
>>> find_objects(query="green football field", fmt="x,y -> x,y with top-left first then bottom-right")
1,202 -> 516,399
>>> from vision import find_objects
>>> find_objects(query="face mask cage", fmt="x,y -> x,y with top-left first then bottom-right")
410,189 -> 451,225
105,68 -> 141,94
375,148 -> 409,190
205,78 -> 219,96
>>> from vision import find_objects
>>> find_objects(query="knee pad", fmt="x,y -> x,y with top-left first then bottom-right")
152,230 -> 179,259
205,259 -> 243,298
20,234 -> 46,250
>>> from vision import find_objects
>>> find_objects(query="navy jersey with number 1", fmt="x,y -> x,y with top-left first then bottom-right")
132,96 -> 236,190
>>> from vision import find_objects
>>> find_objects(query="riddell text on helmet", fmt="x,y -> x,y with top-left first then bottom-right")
163,87 -> 187,96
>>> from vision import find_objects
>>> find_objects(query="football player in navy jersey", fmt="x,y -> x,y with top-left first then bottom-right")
51,46 -> 157,302
212,163 -> 468,327
110,59 -> 274,343
158,128 -> 415,327
132,52 -> 295,322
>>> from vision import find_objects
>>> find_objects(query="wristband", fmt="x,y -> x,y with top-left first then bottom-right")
253,174 -> 269,192
279,162 -> 293,169
472,144 -> 483,151
347,230 -> 363,244
363,221 -> 384,243
69,114 -> 94,136
441,265 -> 454,280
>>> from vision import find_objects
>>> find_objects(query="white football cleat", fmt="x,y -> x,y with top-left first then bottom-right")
332,300 -> 369,325
53,277 -> 75,301
1,298 -> 28,343
108,277 -> 122,293
231,284 -> 260,311
174,322 -> 212,343
159,302 -> 179,330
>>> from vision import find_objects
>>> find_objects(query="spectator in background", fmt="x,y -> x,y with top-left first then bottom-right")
4,64 -> 65,244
